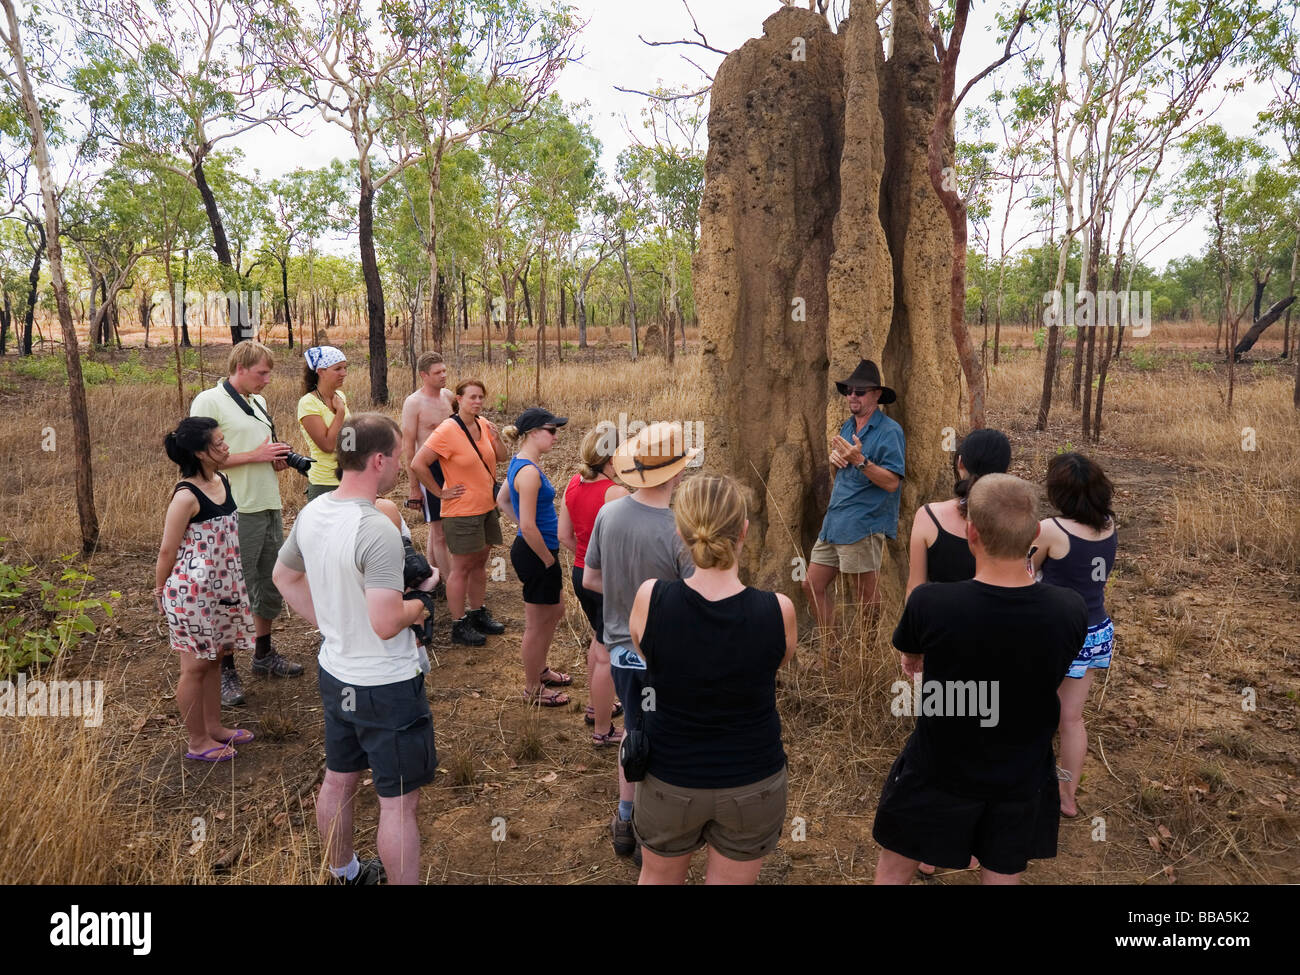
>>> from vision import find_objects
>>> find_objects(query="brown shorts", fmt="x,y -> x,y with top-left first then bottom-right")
633,765 -> 788,862
442,508 -> 503,555
809,532 -> 885,574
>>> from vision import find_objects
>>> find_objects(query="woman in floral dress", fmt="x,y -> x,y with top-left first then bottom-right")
153,416 -> 256,762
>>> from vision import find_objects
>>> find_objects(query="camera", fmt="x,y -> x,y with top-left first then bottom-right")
284,451 -> 314,476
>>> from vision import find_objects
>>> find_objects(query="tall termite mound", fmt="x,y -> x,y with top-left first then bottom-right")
698,1 -> 959,599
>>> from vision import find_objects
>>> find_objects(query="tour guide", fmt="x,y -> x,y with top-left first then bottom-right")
803,358 -> 905,630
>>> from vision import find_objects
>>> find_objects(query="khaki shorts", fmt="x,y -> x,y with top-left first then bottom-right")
634,766 -> 788,862
236,509 -> 283,620
810,532 -> 885,574
442,508 -> 503,555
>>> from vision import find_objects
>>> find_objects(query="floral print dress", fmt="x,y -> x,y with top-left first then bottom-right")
162,473 -> 255,660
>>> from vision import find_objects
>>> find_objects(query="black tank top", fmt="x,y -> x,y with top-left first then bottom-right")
1040,517 -> 1117,627
924,504 -> 977,583
641,579 -> 787,789
173,473 -> 237,524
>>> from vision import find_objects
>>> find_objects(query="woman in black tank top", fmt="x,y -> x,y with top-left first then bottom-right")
628,475 -> 797,885
905,429 -> 1012,598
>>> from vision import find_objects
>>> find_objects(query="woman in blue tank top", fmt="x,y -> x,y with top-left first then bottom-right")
498,407 -> 571,707
1030,452 -> 1118,819
628,475 -> 798,885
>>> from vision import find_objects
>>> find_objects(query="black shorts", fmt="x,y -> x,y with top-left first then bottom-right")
420,460 -> 445,522
510,535 -> 562,605
571,566 -> 604,642
611,664 -> 647,734
871,745 -> 1060,875
319,665 -> 438,798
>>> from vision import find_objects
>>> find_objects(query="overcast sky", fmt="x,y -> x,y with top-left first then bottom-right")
228,0 -> 1280,270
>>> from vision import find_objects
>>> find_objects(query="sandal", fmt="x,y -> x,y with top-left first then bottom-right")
539,667 -> 572,687
523,688 -> 570,708
592,725 -> 625,747
186,744 -> 236,762
584,700 -> 624,726
217,729 -> 254,745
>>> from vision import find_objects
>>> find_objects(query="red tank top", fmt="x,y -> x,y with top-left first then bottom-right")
565,473 -> 614,568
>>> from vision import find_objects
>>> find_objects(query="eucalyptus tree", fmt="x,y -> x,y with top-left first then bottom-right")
72,0 -> 298,343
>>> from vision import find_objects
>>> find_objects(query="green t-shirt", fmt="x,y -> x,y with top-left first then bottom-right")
189,383 -> 283,513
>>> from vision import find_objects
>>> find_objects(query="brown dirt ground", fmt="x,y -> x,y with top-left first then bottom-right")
5,338 -> 1299,885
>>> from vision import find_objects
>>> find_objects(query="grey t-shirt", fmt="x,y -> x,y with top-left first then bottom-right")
278,495 -> 416,686
584,494 -> 694,659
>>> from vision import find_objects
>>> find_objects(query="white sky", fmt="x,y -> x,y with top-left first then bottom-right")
227,0 -> 1282,270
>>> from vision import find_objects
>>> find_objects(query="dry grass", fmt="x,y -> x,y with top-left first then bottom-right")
2,328 -> 1297,884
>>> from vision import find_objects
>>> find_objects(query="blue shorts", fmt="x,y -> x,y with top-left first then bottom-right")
609,645 -> 647,733
1067,618 -> 1113,680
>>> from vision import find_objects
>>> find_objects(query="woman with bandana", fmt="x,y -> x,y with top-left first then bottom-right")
298,346 -> 351,502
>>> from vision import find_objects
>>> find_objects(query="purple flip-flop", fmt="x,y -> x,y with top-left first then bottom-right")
218,729 -> 254,745
186,745 -> 236,762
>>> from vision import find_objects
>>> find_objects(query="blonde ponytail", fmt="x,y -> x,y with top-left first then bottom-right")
673,475 -> 747,570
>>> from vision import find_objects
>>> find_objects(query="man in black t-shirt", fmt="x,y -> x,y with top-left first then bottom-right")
873,474 -> 1087,885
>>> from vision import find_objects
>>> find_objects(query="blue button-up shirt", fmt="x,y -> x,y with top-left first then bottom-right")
818,409 -> 906,543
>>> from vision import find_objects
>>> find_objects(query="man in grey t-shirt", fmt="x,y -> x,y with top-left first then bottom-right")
273,414 -> 431,885
584,421 -> 697,863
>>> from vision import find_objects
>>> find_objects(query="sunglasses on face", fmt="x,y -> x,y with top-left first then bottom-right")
846,387 -> 878,397
542,426 -> 559,434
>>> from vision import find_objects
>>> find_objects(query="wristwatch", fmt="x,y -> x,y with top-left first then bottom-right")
856,459 -> 869,473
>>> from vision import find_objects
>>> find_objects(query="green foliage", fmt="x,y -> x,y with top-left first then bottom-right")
2,350 -> 178,386
1192,360 -> 1214,373
0,544 -> 118,678
1128,347 -> 1161,371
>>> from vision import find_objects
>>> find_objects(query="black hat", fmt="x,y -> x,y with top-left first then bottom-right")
515,406 -> 568,435
834,359 -> 897,404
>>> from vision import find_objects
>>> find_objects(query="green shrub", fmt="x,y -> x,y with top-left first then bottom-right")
1128,347 -> 1160,371
0,545 -> 119,678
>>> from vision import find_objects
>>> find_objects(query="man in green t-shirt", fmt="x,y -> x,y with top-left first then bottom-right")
190,340 -> 305,706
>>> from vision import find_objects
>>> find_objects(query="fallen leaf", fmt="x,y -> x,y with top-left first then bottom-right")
131,718 -> 148,732
187,841 -> 205,857
1163,865 -> 1177,883
470,691 -> 481,698
1147,835 -> 1162,853
573,764 -> 588,773
1151,681 -> 1168,690
214,810 -> 227,821
1157,824 -> 1173,841
1273,793 -> 1288,805
536,771 -> 558,783
272,812 -> 288,827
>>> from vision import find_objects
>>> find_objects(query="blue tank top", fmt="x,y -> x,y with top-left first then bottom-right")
507,456 -> 559,550
1040,518 -> 1117,627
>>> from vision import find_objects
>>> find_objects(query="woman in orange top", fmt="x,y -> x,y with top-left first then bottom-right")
412,379 -> 511,646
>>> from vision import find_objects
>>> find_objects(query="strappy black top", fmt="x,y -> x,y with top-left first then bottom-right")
923,503 -> 977,583
173,473 -> 237,524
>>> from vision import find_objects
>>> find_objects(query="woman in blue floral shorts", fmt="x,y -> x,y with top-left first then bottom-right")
1031,452 -> 1117,819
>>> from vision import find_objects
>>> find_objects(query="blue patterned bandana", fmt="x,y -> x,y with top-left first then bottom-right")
305,346 -> 346,371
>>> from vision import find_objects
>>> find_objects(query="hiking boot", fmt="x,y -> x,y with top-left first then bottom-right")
451,616 -> 487,646
326,857 -> 387,886
220,668 -> 246,707
467,605 -> 505,636
610,812 -> 635,857
251,649 -> 304,677
633,839 -> 643,869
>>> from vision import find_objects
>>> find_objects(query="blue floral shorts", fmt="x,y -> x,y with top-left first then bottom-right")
1067,618 -> 1113,680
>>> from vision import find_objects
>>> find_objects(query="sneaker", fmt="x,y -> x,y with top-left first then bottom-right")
451,616 -> 487,646
610,812 -> 635,857
326,857 -> 387,886
220,668 -> 246,707
251,649 -> 305,677
467,605 -> 505,636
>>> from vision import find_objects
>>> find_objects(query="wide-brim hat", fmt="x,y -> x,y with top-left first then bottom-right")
834,359 -> 896,404
612,421 -> 701,488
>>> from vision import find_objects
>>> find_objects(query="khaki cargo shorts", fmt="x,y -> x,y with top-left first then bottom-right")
809,532 -> 885,574
634,766 -> 788,862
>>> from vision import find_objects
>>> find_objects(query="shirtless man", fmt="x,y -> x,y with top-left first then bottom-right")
402,352 -> 456,584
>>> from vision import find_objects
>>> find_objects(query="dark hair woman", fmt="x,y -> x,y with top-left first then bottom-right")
153,417 -> 255,763
1030,452 -> 1118,819
905,428 -> 1013,598
297,345 -> 350,501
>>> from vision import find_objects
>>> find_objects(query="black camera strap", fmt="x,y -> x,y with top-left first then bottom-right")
222,379 -> 277,441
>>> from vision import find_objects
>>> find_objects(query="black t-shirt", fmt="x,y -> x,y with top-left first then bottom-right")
892,580 -> 1087,799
